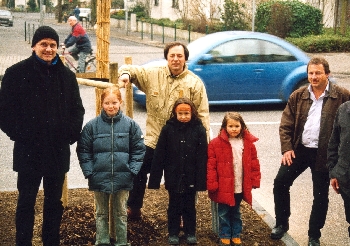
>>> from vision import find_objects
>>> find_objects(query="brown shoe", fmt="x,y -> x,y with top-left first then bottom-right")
127,207 -> 141,219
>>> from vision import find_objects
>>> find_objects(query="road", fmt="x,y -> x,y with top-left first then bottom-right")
1,12 -> 350,246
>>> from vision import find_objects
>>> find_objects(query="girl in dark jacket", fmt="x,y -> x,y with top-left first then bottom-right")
207,112 -> 261,246
148,97 -> 208,245
76,86 -> 145,246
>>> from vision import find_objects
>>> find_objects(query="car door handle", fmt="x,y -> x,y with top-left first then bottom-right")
254,69 -> 264,72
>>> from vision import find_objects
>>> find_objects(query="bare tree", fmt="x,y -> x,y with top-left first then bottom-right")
176,0 -> 190,23
176,0 -> 221,32
334,0 -> 339,33
57,0 -> 62,23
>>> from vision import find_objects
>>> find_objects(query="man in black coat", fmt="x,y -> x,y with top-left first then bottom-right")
327,101 -> 350,238
0,26 -> 85,246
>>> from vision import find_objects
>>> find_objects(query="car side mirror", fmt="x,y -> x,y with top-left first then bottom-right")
197,54 -> 213,65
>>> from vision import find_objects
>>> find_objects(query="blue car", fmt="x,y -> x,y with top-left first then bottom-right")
133,31 -> 310,106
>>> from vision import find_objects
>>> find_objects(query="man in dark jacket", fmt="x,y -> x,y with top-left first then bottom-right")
327,101 -> 350,238
270,56 -> 350,246
73,5 -> 80,19
63,16 -> 92,73
0,26 -> 85,246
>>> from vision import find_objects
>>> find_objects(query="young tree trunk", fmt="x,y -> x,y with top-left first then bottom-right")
56,0 -> 62,23
91,0 -> 97,25
96,0 -> 111,79
340,0 -> 347,35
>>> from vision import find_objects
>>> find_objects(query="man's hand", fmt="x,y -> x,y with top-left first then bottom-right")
281,150 -> 295,166
118,73 -> 130,88
330,178 -> 340,194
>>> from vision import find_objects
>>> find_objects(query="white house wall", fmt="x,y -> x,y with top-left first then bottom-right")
148,0 -> 336,28
14,0 -> 26,7
149,0 -> 224,21
14,0 -> 86,8
150,0 -> 179,21
306,0 -> 335,27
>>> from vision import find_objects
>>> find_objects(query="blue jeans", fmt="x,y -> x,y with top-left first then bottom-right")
218,193 -> 243,239
94,191 -> 130,246
67,44 -> 88,73
16,172 -> 65,246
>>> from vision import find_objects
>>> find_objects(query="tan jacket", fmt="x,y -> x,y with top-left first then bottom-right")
280,82 -> 350,172
119,63 -> 210,149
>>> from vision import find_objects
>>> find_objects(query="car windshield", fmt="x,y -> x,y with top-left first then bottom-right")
0,11 -> 11,16
187,37 -> 212,60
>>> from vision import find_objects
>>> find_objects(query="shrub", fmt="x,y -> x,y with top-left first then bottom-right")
221,0 -> 249,31
129,2 -> 149,19
287,34 -> 350,52
266,2 -> 292,38
256,0 -> 323,38
110,9 -> 125,19
27,0 -> 37,12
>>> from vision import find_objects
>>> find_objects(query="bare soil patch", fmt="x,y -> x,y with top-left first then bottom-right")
0,187 -> 285,245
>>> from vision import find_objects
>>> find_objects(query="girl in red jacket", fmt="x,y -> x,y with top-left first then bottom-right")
207,112 -> 261,246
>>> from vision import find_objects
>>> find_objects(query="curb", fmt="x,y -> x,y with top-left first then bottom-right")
252,198 -> 299,245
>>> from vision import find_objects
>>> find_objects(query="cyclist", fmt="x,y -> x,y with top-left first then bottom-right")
63,16 -> 92,73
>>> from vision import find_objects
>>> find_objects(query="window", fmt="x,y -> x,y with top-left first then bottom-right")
155,0 -> 159,6
208,39 -> 297,63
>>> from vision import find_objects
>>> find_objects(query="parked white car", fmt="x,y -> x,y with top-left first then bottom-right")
79,8 -> 91,22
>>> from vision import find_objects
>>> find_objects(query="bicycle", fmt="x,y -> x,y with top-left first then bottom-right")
60,44 -> 96,73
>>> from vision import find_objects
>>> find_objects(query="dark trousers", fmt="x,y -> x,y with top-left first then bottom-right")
16,172 -> 65,246
340,189 -> 350,237
127,146 -> 154,210
168,189 -> 196,236
273,144 -> 329,239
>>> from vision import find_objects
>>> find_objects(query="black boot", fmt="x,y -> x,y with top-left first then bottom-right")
270,223 -> 289,239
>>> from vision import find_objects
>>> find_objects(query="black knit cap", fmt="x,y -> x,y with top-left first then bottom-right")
31,26 -> 59,47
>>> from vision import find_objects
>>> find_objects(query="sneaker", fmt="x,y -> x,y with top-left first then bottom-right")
127,207 -> 141,219
232,237 -> 242,246
168,235 -> 179,245
220,238 -> 231,245
186,234 -> 197,244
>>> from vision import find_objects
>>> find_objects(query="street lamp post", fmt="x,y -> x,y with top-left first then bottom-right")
124,0 -> 128,34
39,0 -> 44,26
252,0 -> 255,31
